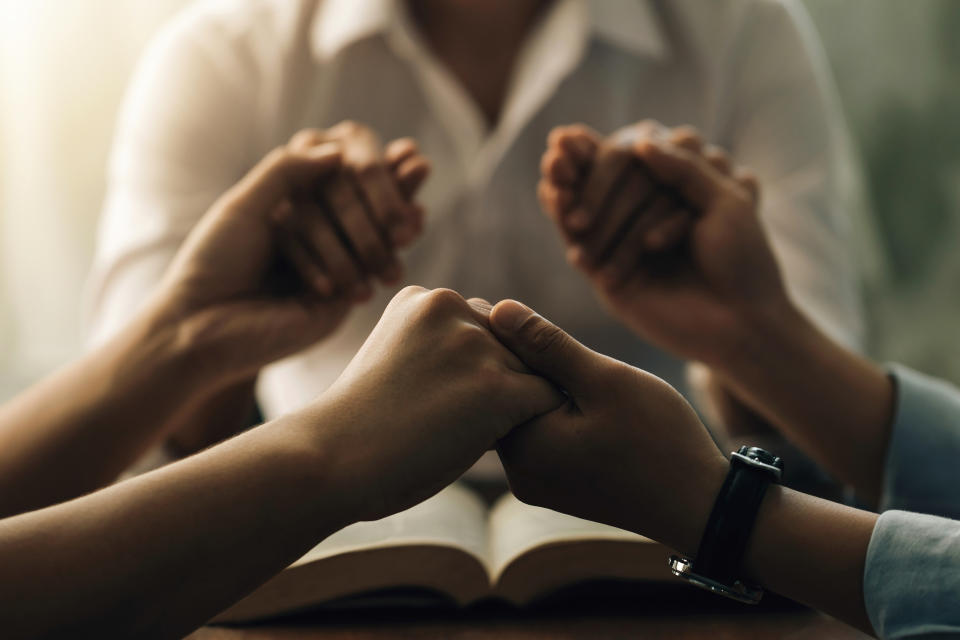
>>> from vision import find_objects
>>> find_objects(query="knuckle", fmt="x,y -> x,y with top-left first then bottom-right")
396,284 -> 428,303
423,287 -> 467,315
289,128 -> 324,148
264,146 -> 291,169
351,160 -> 381,181
601,145 -> 632,165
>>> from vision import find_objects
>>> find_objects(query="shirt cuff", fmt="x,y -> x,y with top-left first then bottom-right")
864,510 -> 960,639
881,364 -> 960,519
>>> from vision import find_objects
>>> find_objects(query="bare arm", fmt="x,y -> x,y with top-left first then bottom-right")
0,411 -> 341,639
0,305 -> 204,517
714,303 -> 894,503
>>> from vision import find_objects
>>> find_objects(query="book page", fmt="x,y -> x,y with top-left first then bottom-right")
296,482 -> 489,566
487,493 -> 651,582
214,483 -> 493,622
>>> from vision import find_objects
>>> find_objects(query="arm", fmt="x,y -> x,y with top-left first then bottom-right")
0,143 -> 350,517
0,287 -> 563,639
89,13 -> 429,457
538,0 -> 868,437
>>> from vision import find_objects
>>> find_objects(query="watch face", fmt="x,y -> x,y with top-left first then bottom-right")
737,446 -> 783,470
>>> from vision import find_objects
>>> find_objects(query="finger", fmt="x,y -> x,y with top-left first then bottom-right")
570,144 -> 634,233
288,128 -> 328,151
464,296 -> 492,328
598,195 -> 688,288
394,155 -> 431,199
595,193 -> 669,284
634,140 -> 728,210
297,199 -> 370,299
704,145 -> 733,176
540,147 -> 579,186
230,144 -> 342,217
351,161 -> 410,246
280,232 -> 334,298
489,299 -> 601,394
643,208 -> 692,253
499,370 -> 567,436
538,180 -> 576,226
391,203 -> 425,249
577,166 -> 658,268
668,126 -> 703,154
735,168 -> 761,203
549,124 -> 600,169
272,200 -> 334,297
386,137 -> 419,170
323,173 -> 400,284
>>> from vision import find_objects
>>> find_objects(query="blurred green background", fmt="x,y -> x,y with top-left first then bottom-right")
804,0 -> 960,382
1,0 -> 959,399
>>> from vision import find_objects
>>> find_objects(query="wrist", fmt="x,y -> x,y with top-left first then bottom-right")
627,455 -> 728,557
715,298 -> 818,383
139,295 -> 246,394
258,410 -> 361,537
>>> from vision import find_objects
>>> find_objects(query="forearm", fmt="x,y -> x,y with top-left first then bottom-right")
0,412 -> 347,639
165,376 -> 259,457
0,303 -> 215,516
743,486 -> 877,634
712,302 -> 894,501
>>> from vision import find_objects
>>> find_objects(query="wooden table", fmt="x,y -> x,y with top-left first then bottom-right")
190,583 -> 871,639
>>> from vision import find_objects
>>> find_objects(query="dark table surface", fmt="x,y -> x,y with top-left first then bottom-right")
189,582 -> 871,639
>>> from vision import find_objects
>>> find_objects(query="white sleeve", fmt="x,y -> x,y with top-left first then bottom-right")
84,6 -> 260,347
712,0 -> 867,351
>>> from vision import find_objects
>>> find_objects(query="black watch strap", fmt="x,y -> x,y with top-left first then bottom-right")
692,448 -> 781,584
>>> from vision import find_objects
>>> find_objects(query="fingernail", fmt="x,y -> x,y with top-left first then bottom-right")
493,300 -> 533,333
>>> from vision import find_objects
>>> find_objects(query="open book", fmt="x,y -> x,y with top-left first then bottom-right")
215,484 -> 674,622
214,483 -> 676,622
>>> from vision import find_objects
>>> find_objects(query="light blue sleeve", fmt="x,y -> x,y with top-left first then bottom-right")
863,365 -> 960,638
880,365 -> 960,519
864,511 -> 960,639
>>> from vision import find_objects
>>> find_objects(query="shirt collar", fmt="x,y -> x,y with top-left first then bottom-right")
311,0 -> 396,62
311,0 -> 669,63
587,0 -> 669,60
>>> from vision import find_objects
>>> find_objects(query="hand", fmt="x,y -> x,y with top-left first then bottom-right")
490,299 -> 728,555
541,121 -> 790,366
282,122 -> 430,299
298,287 -> 565,521
153,141 -> 355,388
539,121 -> 691,254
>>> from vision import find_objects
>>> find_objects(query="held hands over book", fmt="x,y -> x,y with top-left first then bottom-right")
288,286 -> 565,522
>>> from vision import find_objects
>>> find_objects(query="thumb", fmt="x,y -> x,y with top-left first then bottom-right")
489,300 -> 599,395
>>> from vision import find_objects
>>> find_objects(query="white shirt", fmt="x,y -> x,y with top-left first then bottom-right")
87,0 -> 865,420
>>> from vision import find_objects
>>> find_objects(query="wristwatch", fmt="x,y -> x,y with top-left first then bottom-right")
668,446 -> 783,604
